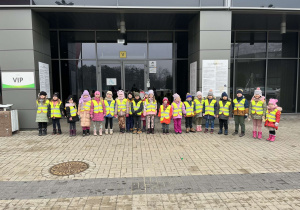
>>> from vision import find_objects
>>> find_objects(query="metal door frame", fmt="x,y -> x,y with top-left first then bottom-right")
98,60 -> 147,94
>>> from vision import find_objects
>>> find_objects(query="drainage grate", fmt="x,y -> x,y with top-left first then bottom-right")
49,161 -> 89,176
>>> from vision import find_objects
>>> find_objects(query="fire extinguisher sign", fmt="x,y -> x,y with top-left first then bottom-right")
1,72 -> 35,89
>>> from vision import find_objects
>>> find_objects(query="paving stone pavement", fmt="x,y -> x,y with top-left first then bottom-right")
0,115 -> 300,209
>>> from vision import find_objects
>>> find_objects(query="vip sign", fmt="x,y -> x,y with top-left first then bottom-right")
1,72 -> 35,88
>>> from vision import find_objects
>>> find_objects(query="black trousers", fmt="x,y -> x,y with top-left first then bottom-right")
185,117 -> 193,128
52,119 -> 61,129
219,119 -> 228,130
105,118 -> 113,129
133,116 -> 141,129
69,122 -> 76,130
38,122 -> 47,129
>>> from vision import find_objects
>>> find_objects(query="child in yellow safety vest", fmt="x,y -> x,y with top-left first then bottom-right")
78,90 -> 92,137
65,95 -> 79,137
216,92 -> 232,135
143,90 -> 157,134
90,91 -> 106,136
131,92 -> 144,134
115,90 -> 127,134
47,92 -> 65,135
194,91 -> 204,132
232,89 -> 249,137
171,93 -> 186,134
158,97 -> 172,134
126,92 -> 134,132
184,93 -> 196,133
248,87 -> 267,140
202,89 -> 217,134
36,91 -> 49,136
104,91 -> 115,135
264,98 -> 282,142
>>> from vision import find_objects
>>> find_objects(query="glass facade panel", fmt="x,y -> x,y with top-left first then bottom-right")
60,31 -> 96,59
50,31 -> 58,59
0,0 -> 30,5
268,32 -> 298,58
232,0 -> 300,8
97,32 -> 147,59
235,32 -> 267,58
32,0 -> 117,6
235,59 -> 266,100
124,64 -> 144,92
175,32 -> 188,59
77,60 -> 97,98
201,0 -> 224,6
267,60 -> 297,113
101,64 -> 122,99
149,32 -> 173,59
149,60 -> 173,97
119,0 -> 200,6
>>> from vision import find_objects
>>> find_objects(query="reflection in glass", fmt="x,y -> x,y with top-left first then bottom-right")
235,59 -> 266,100
60,31 -> 95,59
125,64 -> 144,92
201,0 -> 224,6
267,60 -> 297,113
77,60 -> 97,99
149,32 -> 173,59
101,64 -> 121,99
232,0 -> 300,8
50,31 -> 58,59
97,32 -> 147,59
235,32 -> 267,58
268,32 -> 298,58
149,60 -> 173,102
51,60 -> 60,94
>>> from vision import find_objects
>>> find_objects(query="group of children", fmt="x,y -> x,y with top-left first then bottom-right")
35,87 -> 282,141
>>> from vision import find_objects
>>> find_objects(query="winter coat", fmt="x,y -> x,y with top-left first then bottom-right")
194,98 -> 204,118
78,101 -> 91,127
265,107 -> 282,130
131,99 -> 144,116
47,99 -> 65,118
115,98 -> 127,116
65,105 -> 79,123
183,100 -> 195,118
104,99 -> 115,118
202,98 -> 218,120
249,97 -> 267,120
158,105 -> 173,124
36,99 -> 49,123
232,96 -> 249,116
90,98 -> 106,122
171,101 -> 186,119
126,98 -> 134,115
143,98 -> 157,116
217,98 -> 232,120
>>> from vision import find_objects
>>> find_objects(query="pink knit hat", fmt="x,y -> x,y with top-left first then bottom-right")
95,91 -> 100,96
268,98 -> 278,107
173,93 -> 180,99
196,91 -> 202,96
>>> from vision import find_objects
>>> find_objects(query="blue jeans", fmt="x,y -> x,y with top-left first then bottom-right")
205,119 -> 214,129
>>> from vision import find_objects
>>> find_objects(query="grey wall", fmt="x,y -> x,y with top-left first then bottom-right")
188,11 -> 232,95
0,9 -> 51,129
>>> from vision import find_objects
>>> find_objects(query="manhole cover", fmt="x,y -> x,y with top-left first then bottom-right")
49,161 -> 89,176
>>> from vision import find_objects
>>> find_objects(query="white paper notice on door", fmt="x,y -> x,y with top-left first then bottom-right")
190,61 -> 197,96
39,62 -> 51,98
202,60 -> 228,97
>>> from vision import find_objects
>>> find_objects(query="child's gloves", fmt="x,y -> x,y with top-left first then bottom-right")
275,122 -> 279,127
114,115 -> 118,118
90,115 -> 93,119
126,114 -> 129,117
262,116 -> 266,122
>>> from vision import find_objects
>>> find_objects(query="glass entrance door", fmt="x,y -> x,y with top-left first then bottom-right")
98,61 -> 147,97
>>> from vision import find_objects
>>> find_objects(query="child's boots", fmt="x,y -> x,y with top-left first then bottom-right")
105,129 -> 108,135
137,129 -> 142,134
252,131 -> 257,139
110,129 -> 113,135
52,129 -> 57,135
270,135 -> 276,142
99,128 -> 103,136
224,129 -> 228,135
218,129 -> 223,135
38,129 -> 42,136
257,132 -> 262,139
133,128 -> 137,134
94,129 -> 97,136
57,129 -> 62,135
190,128 -> 196,132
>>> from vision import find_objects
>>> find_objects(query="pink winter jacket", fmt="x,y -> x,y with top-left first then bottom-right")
171,100 -> 186,119
90,98 -> 106,122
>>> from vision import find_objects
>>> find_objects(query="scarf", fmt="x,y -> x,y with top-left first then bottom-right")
105,97 -> 113,101
79,95 -> 91,105
65,103 -> 76,107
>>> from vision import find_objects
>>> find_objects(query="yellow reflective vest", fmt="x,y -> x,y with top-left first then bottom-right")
160,105 -> 171,122
50,101 -> 62,118
104,100 -> 115,116
132,100 -> 142,115
183,101 -> 194,117
204,99 -> 217,116
266,109 -> 278,122
144,99 -> 157,113
92,100 -> 103,113
69,106 -> 77,117
219,101 -> 231,116
251,100 -> 264,115
116,99 -> 127,112
172,102 -> 183,117
36,99 -> 49,114
79,100 -> 91,112
233,98 -> 245,111
194,99 -> 203,114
